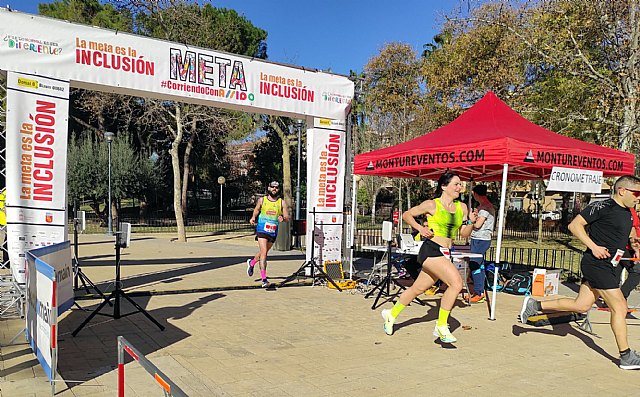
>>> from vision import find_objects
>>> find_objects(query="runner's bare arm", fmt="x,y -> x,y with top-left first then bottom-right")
403,200 -> 435,238
279,199 -> 290,222
250,197 -> 263,225
630,228 -> 640,264
459,203 -> 474,238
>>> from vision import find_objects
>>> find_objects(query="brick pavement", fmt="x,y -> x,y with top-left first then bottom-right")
1,233 -> 640,396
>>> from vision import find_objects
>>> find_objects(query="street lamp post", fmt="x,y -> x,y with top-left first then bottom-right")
295,120 -> 303,221
294,120 -> 303,248
217,176 -> 225,221
105,131 -> 115,235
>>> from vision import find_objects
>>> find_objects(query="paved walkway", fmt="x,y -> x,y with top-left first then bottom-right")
2,233 -> 640,396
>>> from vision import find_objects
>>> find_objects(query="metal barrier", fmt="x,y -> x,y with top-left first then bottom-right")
71,212 -> 254,234
118,336 -> 188,397
0,274 -> 24,319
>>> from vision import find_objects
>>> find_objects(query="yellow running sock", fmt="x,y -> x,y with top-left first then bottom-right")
437,308 -> 450,327
390,302 -> 406,319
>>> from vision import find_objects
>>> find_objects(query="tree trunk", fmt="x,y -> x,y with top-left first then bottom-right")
181,124 -> 197,218
537,180 -> 547,246
501,181 -> 516,229
371,180 -> 377,223
90,200 -> 105,225
139,200 -> 148,224
280,134 -> 293,211
112,200 -> 118,229
171,105 -> 187,242
271,117 -> 294,210
619,1 -> 639,153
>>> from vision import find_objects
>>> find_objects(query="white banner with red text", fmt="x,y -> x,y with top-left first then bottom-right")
5,71 -> 69,284
0,9 -> 353,120
306,118 -> 346,264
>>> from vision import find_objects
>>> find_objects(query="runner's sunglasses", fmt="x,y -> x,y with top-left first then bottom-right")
624,187 -> 640,198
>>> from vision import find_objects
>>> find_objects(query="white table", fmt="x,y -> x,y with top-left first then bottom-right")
361,243 -> 483,305
361,243 -> 483,262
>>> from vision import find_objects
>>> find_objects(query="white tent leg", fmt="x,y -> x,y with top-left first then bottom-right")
490,163 -> 509,320
349,175 -> 357,278
467,179 -> 473,245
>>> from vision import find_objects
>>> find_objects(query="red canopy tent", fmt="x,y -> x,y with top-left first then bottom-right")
353,91 -> 635,319
354,91 -> 634,180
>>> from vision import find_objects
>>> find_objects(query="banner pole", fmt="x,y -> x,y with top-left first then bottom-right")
490,163 -> 509,320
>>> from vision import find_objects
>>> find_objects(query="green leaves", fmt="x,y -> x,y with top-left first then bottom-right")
67,134 -> 162,203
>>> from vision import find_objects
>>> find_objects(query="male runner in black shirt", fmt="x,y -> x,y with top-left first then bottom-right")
519,175 -> 640,370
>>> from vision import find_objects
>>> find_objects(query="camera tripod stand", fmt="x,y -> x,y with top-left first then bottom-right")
365,240 -> 424,310
71,216 -> 110,309
278,209 -> 342,291
72,231 -> 164,336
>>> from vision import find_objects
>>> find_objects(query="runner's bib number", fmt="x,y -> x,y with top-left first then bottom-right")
264,222 -> 277,233
439,247 -> 451,260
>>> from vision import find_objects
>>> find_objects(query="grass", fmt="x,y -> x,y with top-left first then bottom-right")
495,236 -> 586,252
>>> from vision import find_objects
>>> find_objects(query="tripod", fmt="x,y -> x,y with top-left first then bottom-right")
72,216 -> 110,308
72,231 -> 164,336
278,208 -> 342,291
365,239 -> 424,310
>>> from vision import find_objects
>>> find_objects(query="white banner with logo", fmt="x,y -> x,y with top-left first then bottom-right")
547,166 -> 603,193
306,118 -> 346,263
5,71 -> 69,284
0,9 -> 353,120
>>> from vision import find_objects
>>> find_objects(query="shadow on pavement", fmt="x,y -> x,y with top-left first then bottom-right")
57,292 -> 224,391
512,323 -> 616,364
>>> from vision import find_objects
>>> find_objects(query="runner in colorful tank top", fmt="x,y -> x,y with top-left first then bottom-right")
381,172 -> 476,343
247,181 -> 290,288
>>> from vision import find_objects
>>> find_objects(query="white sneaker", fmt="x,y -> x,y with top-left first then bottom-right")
381,309 -> 394,336
433,324 -> 457,343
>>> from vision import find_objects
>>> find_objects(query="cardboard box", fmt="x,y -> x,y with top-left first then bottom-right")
532,268 -> 561,296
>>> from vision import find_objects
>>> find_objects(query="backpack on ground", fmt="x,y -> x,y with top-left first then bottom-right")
501,273 -> 532,295
484,262 -> 509,292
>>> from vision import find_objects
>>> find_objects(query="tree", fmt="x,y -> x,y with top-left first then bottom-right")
361,43 -> 424,219
39,0 -> 133,30
428,0 -> 640,153
115,0 -> 267,242
420,0 -> 640,228
252,130 -> 283,184
67,134 -> 161,224
262,116 -> 299,216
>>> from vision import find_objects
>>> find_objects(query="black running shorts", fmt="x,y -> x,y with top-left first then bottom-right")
417,239 -> 452,265
256,232 -> 276,243
581,258 -> 623,290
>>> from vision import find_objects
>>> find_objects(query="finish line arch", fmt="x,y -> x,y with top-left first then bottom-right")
0,8 -> 354,283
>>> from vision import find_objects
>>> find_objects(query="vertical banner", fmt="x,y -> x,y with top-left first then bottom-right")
306,118 -> 346,264
5,72 -> 69,284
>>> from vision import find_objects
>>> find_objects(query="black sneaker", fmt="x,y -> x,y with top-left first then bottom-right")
261,278 -> 269,288
620,350 -> 640,370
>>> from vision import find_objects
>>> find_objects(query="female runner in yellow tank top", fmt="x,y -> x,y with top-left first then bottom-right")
381,172 -> 477,343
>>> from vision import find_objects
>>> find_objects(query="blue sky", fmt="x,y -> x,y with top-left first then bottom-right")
13,0 -> 458,76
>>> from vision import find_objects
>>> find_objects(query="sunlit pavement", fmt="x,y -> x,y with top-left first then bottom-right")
2,233 -> 640,396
